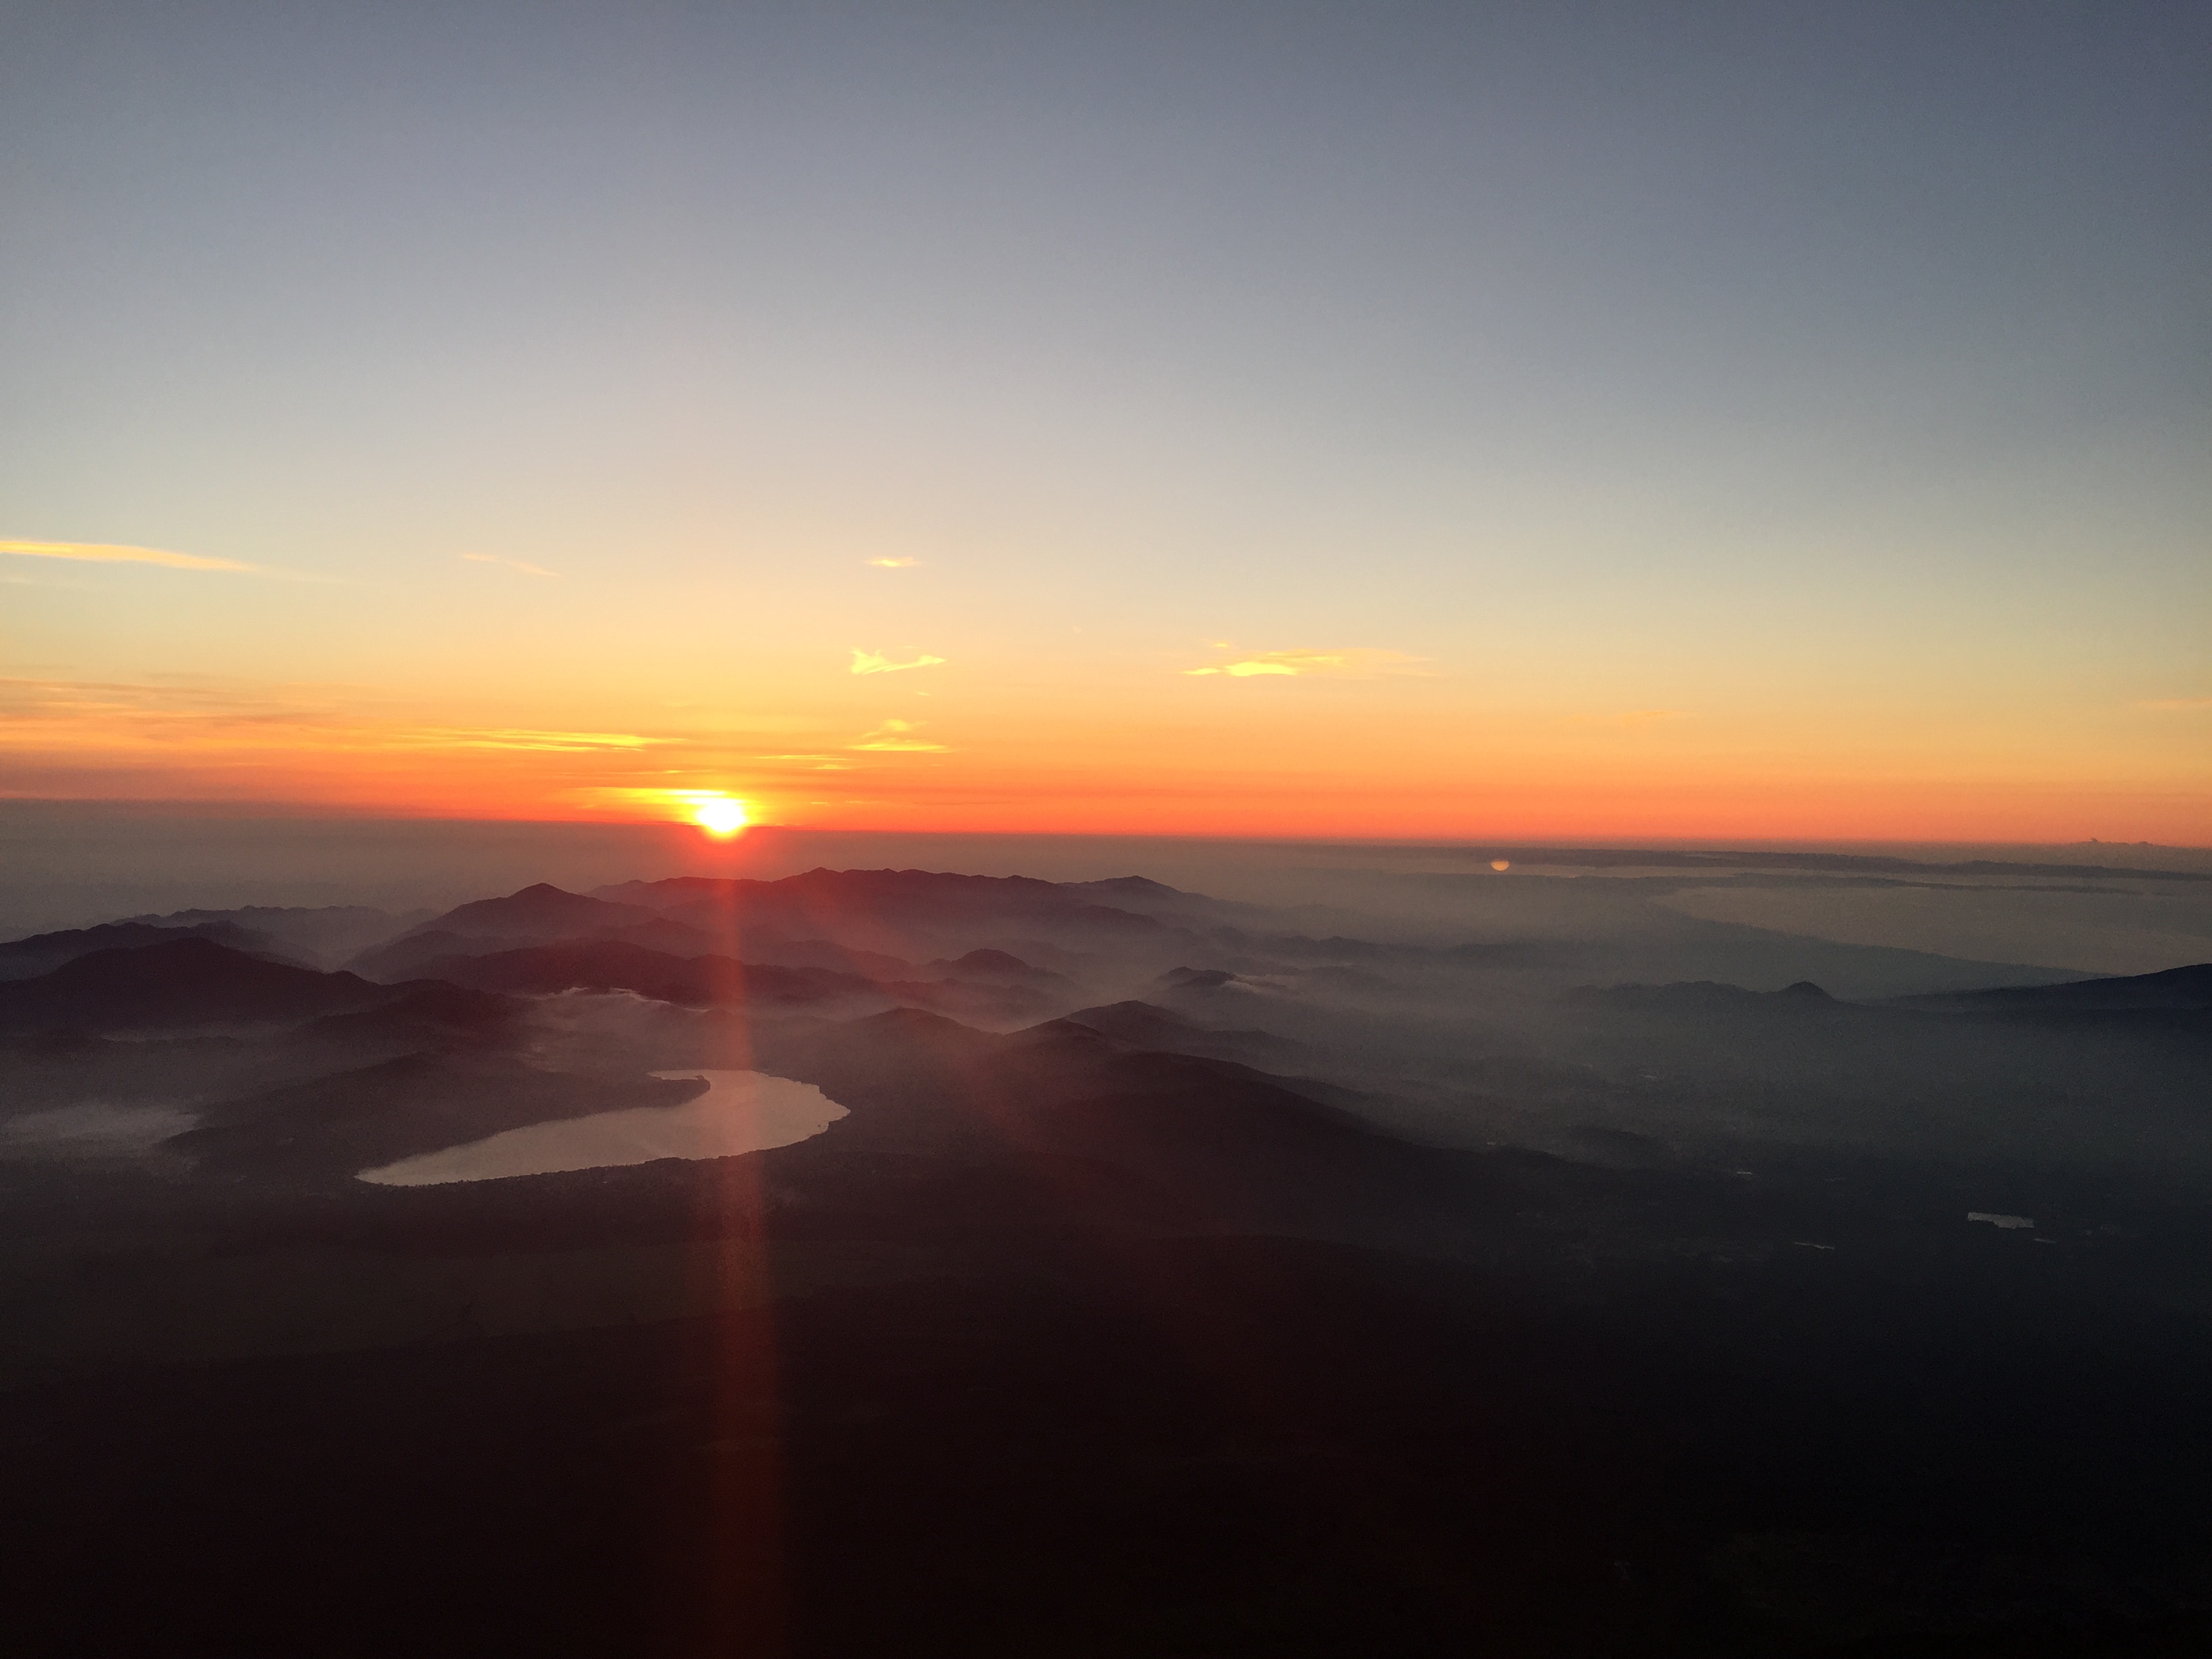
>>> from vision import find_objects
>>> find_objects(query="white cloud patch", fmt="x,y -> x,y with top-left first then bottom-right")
865,556 -> 921,568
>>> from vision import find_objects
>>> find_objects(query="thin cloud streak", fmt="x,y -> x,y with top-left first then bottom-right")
432,729 -> 668,752
0,678 -> 673,758
850,718 -> 950,752
462,553 -> 559,577
851,648 -> 947,676
1,539 -> 252,573
865,556 -> 921,568
1184,647 -> 1427,678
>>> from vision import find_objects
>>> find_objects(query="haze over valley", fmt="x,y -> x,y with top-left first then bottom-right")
5,841 -> 2211,1653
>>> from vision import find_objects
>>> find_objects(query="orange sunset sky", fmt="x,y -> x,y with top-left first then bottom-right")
3,7 -> 2207,844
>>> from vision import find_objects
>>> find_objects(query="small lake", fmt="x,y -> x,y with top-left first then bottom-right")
358,1069 -> 848,1187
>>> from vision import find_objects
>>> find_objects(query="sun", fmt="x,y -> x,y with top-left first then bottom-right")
691,796 -> 750,837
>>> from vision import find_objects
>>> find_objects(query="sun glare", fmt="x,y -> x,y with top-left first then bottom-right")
692,796 -> 750,837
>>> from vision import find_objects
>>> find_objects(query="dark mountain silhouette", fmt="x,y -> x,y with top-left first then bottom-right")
431,882 -> 659,938
1052,874 -> 1241,922
596,914 -> 719,957
0,920 -> 291,980
737,935 -> 927,980
409,937 -> 1063,1025
1896,960 -> 2212,1015
0,939 -> 396,1033
880,977 -> 1061,1025
347,928 -> 526,981
296,982 -> 523,1051
175,1053 -> 705,1176
740,1006 -> 1452,1239
111,905 -> 419,968
350,913 -> 731,983
380,883 -> 657,947
1060,876 -> 1187,901
593,868 -> 1167,949
1568,979 -> 1853,1015
1158,966 -> 1241,989
416,939 -> 877,1006
923,947 -> 1068,985
1063,999 -> 1305,1067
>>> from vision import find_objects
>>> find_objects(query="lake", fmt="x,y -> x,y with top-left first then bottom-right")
357,1069 -> 848,1187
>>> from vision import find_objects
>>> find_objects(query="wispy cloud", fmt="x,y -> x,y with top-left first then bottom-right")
462,553 -> 559,577
851,647 -> 947,676
865,556 -> 921,569
1,539 -> 252,573
429,728 -> 667,752
1183,647 -> 1426,678
849,718 -> 950,752
0,677 -> 676,760
2137,697 -> 2212,712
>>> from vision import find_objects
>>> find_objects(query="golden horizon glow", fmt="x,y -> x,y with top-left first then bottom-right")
2,666 -> 2206,844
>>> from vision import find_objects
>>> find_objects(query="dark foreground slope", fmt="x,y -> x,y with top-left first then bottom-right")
7,1162 -> 2212,1659
4,885 -> 2212,1657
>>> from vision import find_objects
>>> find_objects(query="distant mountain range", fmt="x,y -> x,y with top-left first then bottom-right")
7,869 -> 2204,1053
0,874 -> 1136,1041
0,920 -> 300,981
0,938 -> 395,1032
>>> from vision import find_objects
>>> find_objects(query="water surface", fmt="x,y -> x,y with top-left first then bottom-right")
359,1069 -> 846,1186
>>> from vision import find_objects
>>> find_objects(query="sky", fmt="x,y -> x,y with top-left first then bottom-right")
3,1 -> 2207,842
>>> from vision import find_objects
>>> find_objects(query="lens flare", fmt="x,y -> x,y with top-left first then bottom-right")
693,797 -> 750,837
